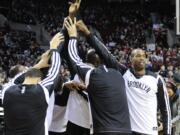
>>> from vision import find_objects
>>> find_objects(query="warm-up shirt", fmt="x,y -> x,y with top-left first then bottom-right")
65,74 -> 91,129
87,34 -> 171,135
49,88 -> 70,133
68,38 -> 131,134
49,74 -> 92,133
2,50 -> 61,135
123,70 -> 171,135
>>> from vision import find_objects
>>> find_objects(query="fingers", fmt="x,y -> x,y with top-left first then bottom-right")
64,22 -> 70,30
64,17 -> 76,29
72,85 -> 80,90
64,18 -> 71,29
74,17 -> 76,24
67,17 -> 76,26
59,38 -> 65,43
50,32 -> 65,49
68,17 -> 73,26
65,82 -> 80,90
76,20 -> 83,24
69,0 -> 80,5
54,32 -> 63,38
69,17 -> 77,25
74,82 -> 86,90
68,82 -> 85,91
76,0 -> 81,5
58,36 -> 64,43
59,33 -> 64,40
64,17 -> 77,37
54,33 -> 64,41
73,85 -> 85,90
68,2 -> 73,5
78,84 -> 86,90
59,36 -> 64,40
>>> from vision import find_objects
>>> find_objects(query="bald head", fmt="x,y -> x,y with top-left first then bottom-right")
130,49 -> 146,72
86,49 -> 101,67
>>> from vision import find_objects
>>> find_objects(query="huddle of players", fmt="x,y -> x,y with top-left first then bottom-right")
2,0 -> 171,135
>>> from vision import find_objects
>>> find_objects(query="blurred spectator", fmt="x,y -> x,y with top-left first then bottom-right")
0,29 -> 43,81
166,80 -> 180,135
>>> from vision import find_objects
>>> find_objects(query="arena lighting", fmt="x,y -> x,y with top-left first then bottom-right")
176,0 -> 180,36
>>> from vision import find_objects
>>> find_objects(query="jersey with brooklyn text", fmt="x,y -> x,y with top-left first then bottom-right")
86,34 -> 171,135
123,69 -> 170,135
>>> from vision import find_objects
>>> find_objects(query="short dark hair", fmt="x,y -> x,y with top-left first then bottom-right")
86,49 -> 101,67
9,65 -> 24,78
25,68 -> 43,79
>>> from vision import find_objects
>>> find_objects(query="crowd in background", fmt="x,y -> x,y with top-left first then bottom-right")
0,28 -> 43,84
0,0 -> 179,93
0,0 -> 179,86
0,0 -> 179,134
1,0 -> 180,77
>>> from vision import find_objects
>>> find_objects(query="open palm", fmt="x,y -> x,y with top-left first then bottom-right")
69,0 -> 81,15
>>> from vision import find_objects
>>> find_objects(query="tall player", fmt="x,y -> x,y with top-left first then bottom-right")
65,17 -> 131,135
76,20 -> 171,135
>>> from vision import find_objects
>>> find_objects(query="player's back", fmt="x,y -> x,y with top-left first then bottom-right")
3,84 -> 48,135
87,65 -> 131,134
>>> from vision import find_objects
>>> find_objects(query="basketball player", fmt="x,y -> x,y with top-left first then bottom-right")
2,32 -> 64,135
76,20 -> 171,135
65,17 -> 131,135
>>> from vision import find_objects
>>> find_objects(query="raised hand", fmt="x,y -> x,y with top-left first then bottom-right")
76,20 -> 90,36
64,17 -> 77,37
63,81 -> 86,90
33,50 -> 50,69
69,0 -> 81,17
50,32 -> 64,49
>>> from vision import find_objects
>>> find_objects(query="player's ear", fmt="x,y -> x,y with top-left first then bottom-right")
129,54 -> 133,63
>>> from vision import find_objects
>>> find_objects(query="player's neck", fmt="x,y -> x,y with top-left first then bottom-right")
134,69 -> 145,77
23,77 -> 40,85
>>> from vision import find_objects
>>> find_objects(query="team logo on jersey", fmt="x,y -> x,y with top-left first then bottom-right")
21,86 -> 26,94
127,81 -> 151,93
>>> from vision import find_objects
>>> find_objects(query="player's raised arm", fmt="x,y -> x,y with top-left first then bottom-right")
64,17 -> 93,82
76,20 -> 127,74
69,0 -> 81,19
39,33 -> 64,95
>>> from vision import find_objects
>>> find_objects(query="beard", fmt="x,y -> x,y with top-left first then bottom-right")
133,62 -> 145,72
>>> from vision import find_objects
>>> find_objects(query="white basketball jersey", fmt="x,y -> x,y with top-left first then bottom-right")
123,69 -> 158,135
65,74 -> 91,129
46,91 -> 55,128
49,105 -> 68,133
65,90 -> 90,128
